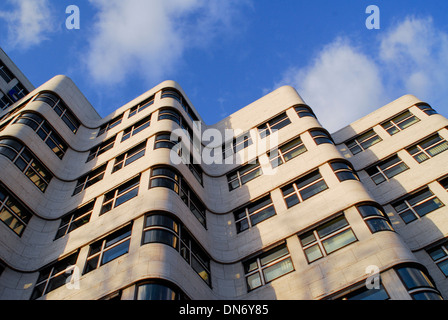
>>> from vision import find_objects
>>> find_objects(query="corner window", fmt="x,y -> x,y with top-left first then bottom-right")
417,104 -> 438,116
294,105 -> 316,119
135,281 -> 188,300
396,266 -> 443,300
243,243 -> 294,291
299,215 -> 357,263
330,161 -> 358,182
357,204 -> 393,233
310,129 -> 334,145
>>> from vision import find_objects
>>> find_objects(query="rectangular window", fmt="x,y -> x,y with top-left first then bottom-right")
381,110 -> 420,135
55,200 -> 95,240
427,240 -> 448,277
100,176 -> 140,215
281,170 -> 328,209
0,63 -> 14,83
234,195 -> 276,233
73,164 -> 107,195
97,114 -> 123,137
227,160 -> 263,191
0,91 -> 13,110
268,136 -> 307,168
121,115 -> 151,142
0,184 -> 32,236
257,112 -> 291,139
222,131 -> 253,159
83,224 -> 132,274
392,187 -> 444,224
299,215 -> 357,263
244,243 -> 294,291
86,136 -> 116,163
30,252 -> 78,300
112,141 -> 147,173
128,96 -> 154,118
439,176 -> 448,190
366,154 -> 409,185
346,129 -> 382,155
406,134 -> 448,163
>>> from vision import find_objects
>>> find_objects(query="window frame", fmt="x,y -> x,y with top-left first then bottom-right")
73,164 -> 107,196
281,170 -> 328,209
97,114 -> 123,137
294,105 -> 316,119
86,136 -> 116,163
381,110 -> 420,136
346,129 -> 382,155
112,140 -> 147,173
227,160 -> 263,191
55,200 -> 95,240
268,136 -> 307,168
310,129 -> 334,145
234,194 -> 276,233
128,96 -> 154,118
330,161 -> 359,182
121,115 -> 151,142
366,154 -> 409,185
0,183 -> 32,236
100,176 -> 140,215
406,133 -> 448,163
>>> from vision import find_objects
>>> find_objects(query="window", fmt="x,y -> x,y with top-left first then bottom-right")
392,187 -> 444,224
84,224 -> 132,274
381,110 -> 420,135
0,183 -> 32,236
310,129 -> 334,145
154,132 -> 178,150
97,114 -> 123,137
142,213 -> 211,285
234,195 -> 276,233
406,134 -> 448,163
158,108 -> 182,125
100,176 -> 140,215
330,162 -> 358,182
427,241 -> 448,277
0,62 -> 14,83
112,141 -> 147,173
128,96 -> 154,118
268,136 -> 307,168
0,138 -> 52,192
299,215 -> 357,263
357,204 -> 393,233
0,91 -> 13,110
55,200 -> 95,240
346,129 -> 382,155
149,167 -> 206,227
227,160 -> 262,191
244,243 -> 294,291
73,164 -> 107,195
439,176 -> 448,190
257,112 -> 291,139
15,112 -> 68,159
161,88 -> 199,123
86,136 -> 115,163
31,252 -> 78,300
396,266 -> 443,300
417,104 -> 437,116
294,105 -> 316,119
34,92 -> 80,133
337,285 -> 389,300
8,83 -> 28,101
366,155 -> 409,185
121,115 -> 151,142
135,281 -> 188,300
222,131 -> 253,159
281,170 -> 328,209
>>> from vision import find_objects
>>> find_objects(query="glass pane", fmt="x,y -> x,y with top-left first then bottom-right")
397,267 -> 435,290
247,196 -> 272,215
400,209 -> 417,224
246,273 -> 262,290
304,244 -> 323,262
383,162 -> 408,179
412,291 -> 443,300
366,218 -> 393,233
413,198 -> 443,217
240,167 -> 262,185
300,180 -> 328,201
300,231 -> 316,246
260,245 -> 288,266
345,286 -> 389,300
143,229 -> 178,249
263,258 -> 293,283
317,216 -> 348,238
114,187 -> 139,208
284,194 -> 300,208
145,215 -> 178,232
428,247 -> 447,261
250,206 -> 276,226
101,240 -> 130,265
358,205 -> 383,218
137,283 -> 176,300
427,141 -> 448,157
322,229 -> 356,254
236,219 -> 249,233
438,259 -> 448,276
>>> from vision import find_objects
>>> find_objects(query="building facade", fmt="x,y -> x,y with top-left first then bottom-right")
0,73 -> 447,300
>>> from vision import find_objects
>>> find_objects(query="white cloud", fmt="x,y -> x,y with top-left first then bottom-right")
277,39 -> 386,133
86,0 -> 249,85
277,16 -> 448,133
0,0 -> 54,49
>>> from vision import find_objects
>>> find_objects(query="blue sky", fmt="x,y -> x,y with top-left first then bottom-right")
1,0 -> 448,132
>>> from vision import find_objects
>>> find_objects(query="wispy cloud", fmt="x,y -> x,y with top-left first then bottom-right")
276,16 -> 448,133
0,0 -> 54,49
86,0 -> 250,86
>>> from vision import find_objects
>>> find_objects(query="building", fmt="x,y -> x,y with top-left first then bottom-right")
0,71 -> 447,300
0,48 -> 34,111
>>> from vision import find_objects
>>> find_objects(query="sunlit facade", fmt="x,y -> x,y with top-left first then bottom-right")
0,70 -> 447,300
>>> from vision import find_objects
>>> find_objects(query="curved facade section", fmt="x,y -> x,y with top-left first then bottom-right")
0,76 -> 445,300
